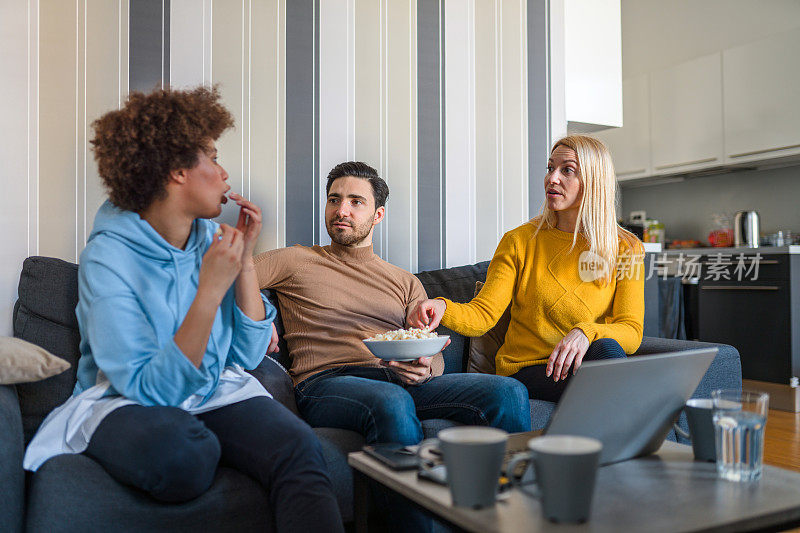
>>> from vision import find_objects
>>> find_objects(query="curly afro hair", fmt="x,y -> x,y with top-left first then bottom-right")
90,85 -> 234,212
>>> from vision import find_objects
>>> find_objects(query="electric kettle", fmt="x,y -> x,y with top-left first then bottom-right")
734,210 -> 760,248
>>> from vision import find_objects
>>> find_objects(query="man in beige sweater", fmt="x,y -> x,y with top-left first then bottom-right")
254,162 -> 530,447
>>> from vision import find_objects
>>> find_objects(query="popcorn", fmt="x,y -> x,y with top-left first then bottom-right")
365,327 -> 438,341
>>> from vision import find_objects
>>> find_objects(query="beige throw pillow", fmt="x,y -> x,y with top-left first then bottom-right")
466,281 -> 511,374
0,336 -> 71,385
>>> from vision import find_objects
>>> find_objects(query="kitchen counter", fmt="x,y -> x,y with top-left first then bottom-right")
659,245 -> 800,255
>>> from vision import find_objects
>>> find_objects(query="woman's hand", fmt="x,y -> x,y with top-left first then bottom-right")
546,328 -> 590,382
229,192 -> 262,262
267,324 -> 280,354
198,224 -> 244,303
409,299 -> 447,330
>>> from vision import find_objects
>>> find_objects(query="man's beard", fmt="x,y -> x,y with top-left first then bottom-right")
326,216 -> 374,246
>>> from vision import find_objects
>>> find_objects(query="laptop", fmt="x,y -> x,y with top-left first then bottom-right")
504,348 -> 718,467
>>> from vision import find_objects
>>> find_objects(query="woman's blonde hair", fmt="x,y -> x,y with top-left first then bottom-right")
532,134 -> 642,284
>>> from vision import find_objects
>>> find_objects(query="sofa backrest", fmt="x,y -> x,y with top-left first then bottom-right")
13,257 -> 81,444
415,261 -> 490,374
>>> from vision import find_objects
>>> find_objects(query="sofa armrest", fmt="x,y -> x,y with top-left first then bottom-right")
634,336 -> 742,396
247,356 -> 300,416
0,384 -> 25,533
634,336 -> 742,444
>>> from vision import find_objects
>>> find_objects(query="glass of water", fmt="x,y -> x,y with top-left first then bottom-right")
712,389 -> 769,482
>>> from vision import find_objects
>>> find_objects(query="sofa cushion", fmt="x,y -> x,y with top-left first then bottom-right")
531,400 -> 556,431
13,257 -> 82,444
313,427 -> 364,522
260,289 -> 291,370
27,454 -> 271,532
0,336 -> 71,385
466,281 -> 511,374
415,262 -> 490,374
247,356 -> 299,416
0,384 -> 24,533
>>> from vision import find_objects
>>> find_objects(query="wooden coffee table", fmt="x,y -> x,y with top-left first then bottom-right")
348,441 -> 800,532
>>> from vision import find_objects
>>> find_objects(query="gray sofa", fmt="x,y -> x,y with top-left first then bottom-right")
1,256 -> 742,532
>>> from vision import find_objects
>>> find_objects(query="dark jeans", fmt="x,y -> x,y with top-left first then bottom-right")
84,397 -> 343,533
294,365 -> 532,445
510,338 -> 627,402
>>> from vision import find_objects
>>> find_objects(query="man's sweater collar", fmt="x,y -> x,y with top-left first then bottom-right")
327,242 -> 376,263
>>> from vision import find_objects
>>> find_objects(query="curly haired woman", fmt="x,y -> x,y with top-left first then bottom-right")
24,86 -> 343,532
411,135 -> 645,402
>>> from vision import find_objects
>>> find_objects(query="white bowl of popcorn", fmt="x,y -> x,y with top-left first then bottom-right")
362,328 -> 449,361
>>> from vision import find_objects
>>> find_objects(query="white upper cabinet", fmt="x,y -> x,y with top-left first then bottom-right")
649,52 -> 724,175
564,0 -> 622,131
594,74 -> 650,180
723,28 -> 800,164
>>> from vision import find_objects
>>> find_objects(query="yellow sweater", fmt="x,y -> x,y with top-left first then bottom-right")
440,222 -> 645,377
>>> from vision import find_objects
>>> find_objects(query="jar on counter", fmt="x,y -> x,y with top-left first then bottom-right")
643,219 -> 665,243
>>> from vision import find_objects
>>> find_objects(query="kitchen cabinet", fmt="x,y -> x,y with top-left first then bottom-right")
649,52 -> 724,175
694,251 -> 800,391
699,279 -> 791,384
723,28 -> 800,165
564,0 -> 622,131
594,75 -> 650,180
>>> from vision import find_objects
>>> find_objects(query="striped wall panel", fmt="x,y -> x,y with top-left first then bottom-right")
1,0 -> 39,336
1,0 -> 558,334
166,0 -> 538,270
37,0 -> 129,263
417,0 -> 446,271
285,0 -> 318,247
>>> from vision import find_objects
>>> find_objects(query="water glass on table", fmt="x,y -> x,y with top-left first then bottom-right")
712,389 -> 769,482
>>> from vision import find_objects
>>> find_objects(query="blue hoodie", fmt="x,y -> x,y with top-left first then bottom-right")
74,201 -> 276,406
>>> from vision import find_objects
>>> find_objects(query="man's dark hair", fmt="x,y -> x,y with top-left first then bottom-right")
325,162 -> 389,209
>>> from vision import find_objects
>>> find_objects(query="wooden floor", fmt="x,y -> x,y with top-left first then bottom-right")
756,410 -> 800,533
764,408 -> 800,472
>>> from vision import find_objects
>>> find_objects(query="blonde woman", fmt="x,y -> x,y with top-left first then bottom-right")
410,135 -> 645,402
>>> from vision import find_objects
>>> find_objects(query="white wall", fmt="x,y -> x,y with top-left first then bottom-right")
473,0 -> 530,262
445,0 -> 531,266
0,0 -> 37,337
1,0 -> 128,336
170,0 -> 286,254
443,0 -> 476,267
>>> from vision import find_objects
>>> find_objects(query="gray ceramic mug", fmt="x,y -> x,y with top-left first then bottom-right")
673,398 -> 716,462
419,426 -> 508,508
507,435 -> 602,524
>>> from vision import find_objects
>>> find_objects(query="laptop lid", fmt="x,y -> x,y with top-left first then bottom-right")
543,348 -> 718,465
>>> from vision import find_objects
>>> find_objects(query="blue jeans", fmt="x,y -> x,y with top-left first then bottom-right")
84,397 -> 343,533
510,338 -> 627,402
294,365 -> 531,445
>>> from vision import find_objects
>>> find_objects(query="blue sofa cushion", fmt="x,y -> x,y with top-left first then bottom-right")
260,289 -> 291,370
0,384 -> 24,533
27,454 -> 271,532
247,356 -> 299,416
13,258 -> 82,444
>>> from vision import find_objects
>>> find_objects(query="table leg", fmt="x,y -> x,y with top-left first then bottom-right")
353,469 -> 370,533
